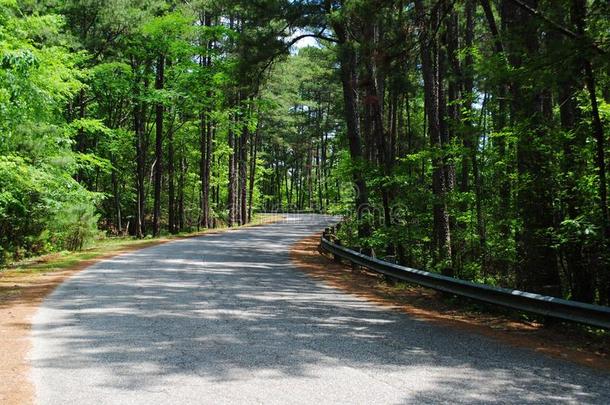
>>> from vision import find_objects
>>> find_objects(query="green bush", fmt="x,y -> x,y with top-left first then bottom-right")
0,156 -> 100,265
50,203 -> 100,251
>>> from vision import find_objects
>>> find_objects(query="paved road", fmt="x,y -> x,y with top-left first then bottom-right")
31,215 -> 609,404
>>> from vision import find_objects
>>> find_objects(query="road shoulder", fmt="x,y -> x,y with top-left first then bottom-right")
0,215 -> 282,405
290,233 -> 610,372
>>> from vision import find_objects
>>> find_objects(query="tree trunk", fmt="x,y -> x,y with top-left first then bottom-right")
133,68 -> 146,238
570,0 -> 609,303
111,163 -> 122,234
552,0 -> 592,302
168,122 -> 176,234
240,120 -> 249,225
482,0 -> 512,277
228,125 -> 236,227
415,0 -> 453,271
331,18 -> 370,237
152,55 -> 164,237
248,123 -> 260,222
503,0 -> 561,296
464,0 -> 487,264
200,112 -> 212,228
585,63 -> 609,238
178,155 -> 186,231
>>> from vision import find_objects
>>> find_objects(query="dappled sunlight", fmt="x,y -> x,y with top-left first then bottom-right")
30,216 -> 610,404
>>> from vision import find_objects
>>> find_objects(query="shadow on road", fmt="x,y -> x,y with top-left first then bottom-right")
31,215 -> 610,404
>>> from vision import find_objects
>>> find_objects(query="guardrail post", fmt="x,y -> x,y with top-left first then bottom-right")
332,239 -> 342,263
350,247 -> 361,272
381,256 -> 398,284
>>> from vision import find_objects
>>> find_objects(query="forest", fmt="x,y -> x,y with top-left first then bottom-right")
1,0 -> 609,305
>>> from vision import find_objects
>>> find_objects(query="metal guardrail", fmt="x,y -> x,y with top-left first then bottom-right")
319,233 -> 610,329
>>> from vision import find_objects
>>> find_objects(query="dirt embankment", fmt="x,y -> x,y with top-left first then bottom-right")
290,233 -> 610,372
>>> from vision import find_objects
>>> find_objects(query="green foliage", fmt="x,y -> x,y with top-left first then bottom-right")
49,202 -> 100,251
0,2 -> 98,264
2,0 -> 609,308
0,156 -> 99,263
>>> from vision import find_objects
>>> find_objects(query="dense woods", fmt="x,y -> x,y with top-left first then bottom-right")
1,0 -> 609,305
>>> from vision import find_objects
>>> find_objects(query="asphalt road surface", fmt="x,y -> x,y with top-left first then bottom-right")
31,215 -> 610,404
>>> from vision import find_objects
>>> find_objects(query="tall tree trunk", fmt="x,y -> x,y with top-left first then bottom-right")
482,0 -> 512,277
178,155 -> 186,231
443,7 -> 461,271
585,64 -> 609,239
415,0 -> 453,271
200,112 -> 213,228
199,13 -> 214,229
248,123 -> 260,222
363,12 -> 392,233
503,0 -> 561,296
553,0 -> 592,302
240,120 -> 249,224
330,18 -> 370,237
206,120 -> 213,227
111,162 -> 122,234
307,135 -> 313,210
317,109 -> 324,211
133,69 -> 146,238
152,55 -> 164,237
464,0 -> 486,264
228,125 -> 236,227
168,124 -> 175,234
323,126 -> 330,208
570,0 -> 609,303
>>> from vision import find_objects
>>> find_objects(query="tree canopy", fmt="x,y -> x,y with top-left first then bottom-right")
1,0 -> 609,305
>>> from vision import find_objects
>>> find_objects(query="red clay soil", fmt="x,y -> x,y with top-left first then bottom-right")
0,217 -> 281,405
290,233 -> 610,372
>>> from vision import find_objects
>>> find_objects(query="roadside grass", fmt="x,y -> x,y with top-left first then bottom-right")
0,213 -> 282,301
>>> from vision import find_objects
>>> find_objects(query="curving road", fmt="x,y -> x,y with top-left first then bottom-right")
31,215 -> 609,404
